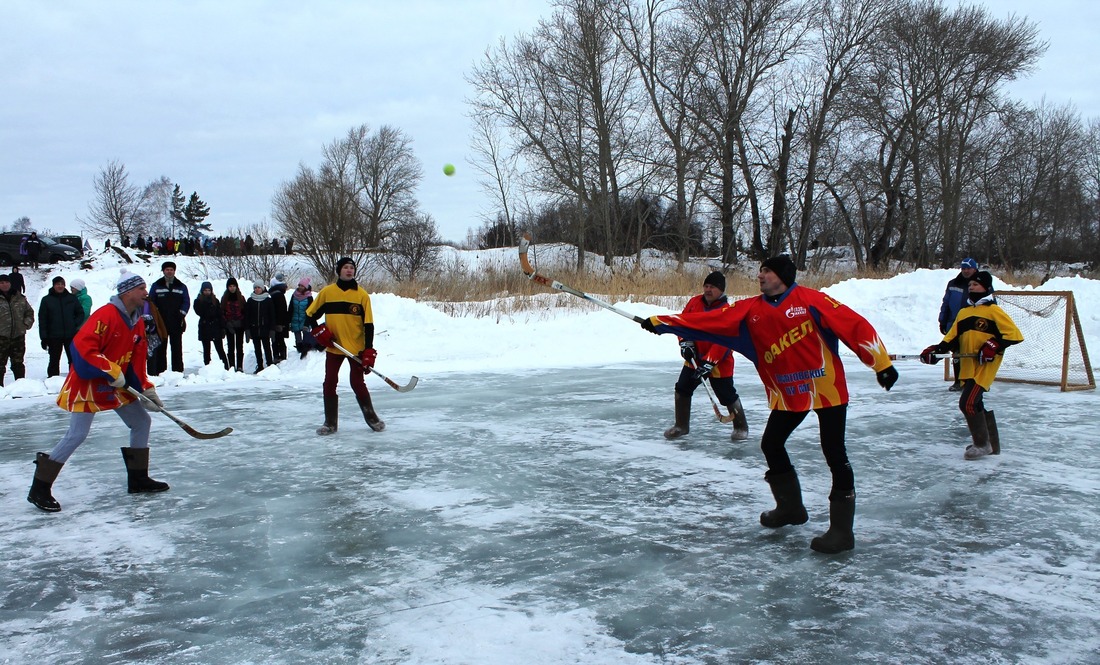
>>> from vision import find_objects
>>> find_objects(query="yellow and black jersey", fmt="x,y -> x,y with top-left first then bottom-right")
305,281 -> 374,355
943,300 -> 1023,390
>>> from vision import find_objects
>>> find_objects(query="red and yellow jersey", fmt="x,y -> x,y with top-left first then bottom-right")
57,301 -> 151,413
305,282 -> 374,355
679,294 -> 735,378
648,286 -> 893,411
942,299 -> 1023,390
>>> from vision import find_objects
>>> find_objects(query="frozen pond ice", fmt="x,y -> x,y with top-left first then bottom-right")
1,361 -> 1098,663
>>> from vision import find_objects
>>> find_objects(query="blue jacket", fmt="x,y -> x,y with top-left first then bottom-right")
938,273 -> 971,334
288,294 -> 313,332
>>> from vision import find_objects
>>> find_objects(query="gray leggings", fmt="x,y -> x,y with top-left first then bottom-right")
49,400 -> 151,463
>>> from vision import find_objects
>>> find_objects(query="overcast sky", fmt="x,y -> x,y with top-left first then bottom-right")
1,0 -> 1096,245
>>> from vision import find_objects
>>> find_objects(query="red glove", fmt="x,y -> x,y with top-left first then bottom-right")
310,324 -> 335,349
978,339 -> 1001,364
360,347 -> 377,368
919,345 -> 941,365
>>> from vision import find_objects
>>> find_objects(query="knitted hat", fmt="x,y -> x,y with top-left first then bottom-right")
70,278 -> 85,291
969,270 -> 994,293
297,277 -> 311,289
161,260 -> 176,270
52,276 -> 66,286
253,281 -> 266,291
274,272 -> 286,283
960,258 -> 978,270
201,281 -> 213,292
0,274 -> 9,283
116,269 -> 146,295
336,256 -> 355,273
761,255 -> 797,288
703,271 -> 726,292
226,277 -> 239,289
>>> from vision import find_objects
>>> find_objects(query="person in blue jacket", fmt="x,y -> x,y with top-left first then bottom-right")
938,257 -> 978,390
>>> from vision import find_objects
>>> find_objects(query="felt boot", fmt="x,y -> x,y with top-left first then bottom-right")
810,491 -> 856,554
27,452 -> 63,512
357,393 -> 385,432
760,469 -> 809,528
730,397 -> 749,441
985,410 -> 1000,455
663,392 -> 691,440
317,394 -> 339,435
964,411 -> 992,460
120,447 -> 170,493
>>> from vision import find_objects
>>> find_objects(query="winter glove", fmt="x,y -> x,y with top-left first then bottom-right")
108,373 -> 126,389
693,360 -> 716,381
979,339 -> 1001,364
876,365 -> 899,391
360,347 -> 377,368
679,340 -> 696,361
41,340 -> 48,350
141,387 -> 164,412
919,345 -> 940,364
640,317 -> 658,334
310,324 -> 335,348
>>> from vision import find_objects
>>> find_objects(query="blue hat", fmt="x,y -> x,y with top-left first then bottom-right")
960,258 -> 978,270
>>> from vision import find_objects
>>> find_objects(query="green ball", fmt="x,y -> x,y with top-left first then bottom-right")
443,163 -> 456,176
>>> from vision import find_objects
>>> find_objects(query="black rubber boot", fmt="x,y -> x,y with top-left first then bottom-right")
663,392 -> 691,439
120,447 -> 170,493
964,411 -> 992,460
730,397 -> 749,441
27,452 -> 63,512
760,469 -> 809,528
810,491 -> 856,554
317,394 -> 339,435
985,410 -> 1000,455
356,393 -> 385,432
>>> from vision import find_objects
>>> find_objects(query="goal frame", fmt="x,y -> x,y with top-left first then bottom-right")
944,290 -> 1095,391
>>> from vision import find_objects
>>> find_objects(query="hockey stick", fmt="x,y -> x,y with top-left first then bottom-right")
889,353 -> 977,361
125,387 -> 233,440
310,324 -> 419,392
518,233 -> 645,323
329,340 -> 419,393
689,358 -> 735,424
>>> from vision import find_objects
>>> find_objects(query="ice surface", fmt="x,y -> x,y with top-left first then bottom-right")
2,360 -> 1098,664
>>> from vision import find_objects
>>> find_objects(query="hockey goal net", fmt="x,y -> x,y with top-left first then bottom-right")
945,290 -> 1095,391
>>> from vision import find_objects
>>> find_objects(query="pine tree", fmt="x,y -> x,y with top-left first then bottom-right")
181,192 -> 212,238
170,184 -> 186,235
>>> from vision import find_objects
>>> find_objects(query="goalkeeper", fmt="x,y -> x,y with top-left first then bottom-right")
921,271 -> 1023,459
664,271 -> 749,442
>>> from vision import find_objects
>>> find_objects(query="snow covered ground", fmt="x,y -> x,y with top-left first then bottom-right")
1,248 -> 1098,663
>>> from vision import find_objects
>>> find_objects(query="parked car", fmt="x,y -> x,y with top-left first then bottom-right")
0,232 -> 82,266
55,235 -> 84,256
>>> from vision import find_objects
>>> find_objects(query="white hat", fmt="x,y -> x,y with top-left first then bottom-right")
253,281 -> 266,291
70,278 -> 86,291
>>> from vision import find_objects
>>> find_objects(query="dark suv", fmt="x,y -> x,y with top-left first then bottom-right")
0,232 -> 83,266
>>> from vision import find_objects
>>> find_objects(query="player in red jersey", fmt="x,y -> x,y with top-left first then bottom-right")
641,255 -> 898,554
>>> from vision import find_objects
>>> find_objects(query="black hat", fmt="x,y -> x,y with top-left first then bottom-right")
226,277 -> 239,288
761,255 -> 797,288
52,276 -> 66,285
0,274 -> 9,283
161,260 -> 176,270
969,270 -> 994,293
336,256 -> 356,273
703,271 -> 726,292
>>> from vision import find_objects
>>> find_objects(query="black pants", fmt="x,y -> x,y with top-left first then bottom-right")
0,334 -> 27,384
225,329 -> 245,370
154,330 -> 185,373
271,331 -> 287,363
958,379 -> 986,416
251,335 -> 273,370
45,338 -> 73,377
760,405 -> 853,499
673,365 -> 739,406
201,338 -> 229,368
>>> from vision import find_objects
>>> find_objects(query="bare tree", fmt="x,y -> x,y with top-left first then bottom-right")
373,212 -> 442,282
467,111 -> 524,246
206,219 -> 292,287
77,160 -> 145,240
272,163 -> 364,281
323,124 -> 423,248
